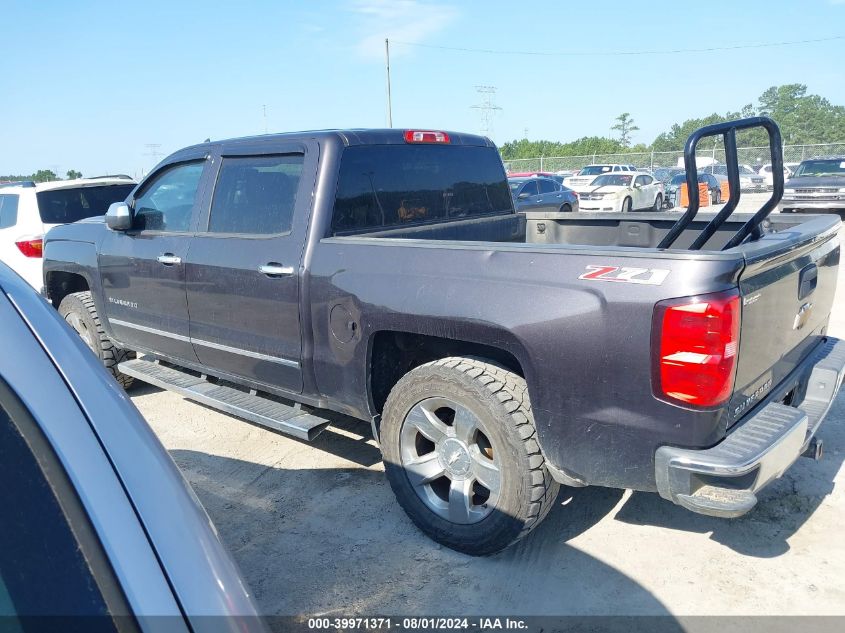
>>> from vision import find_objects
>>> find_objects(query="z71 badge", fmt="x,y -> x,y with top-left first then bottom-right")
579,265 -> 670,285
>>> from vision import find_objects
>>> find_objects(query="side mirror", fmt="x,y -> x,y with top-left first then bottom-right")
517,192 -> 530,200
105,202 -> 132,231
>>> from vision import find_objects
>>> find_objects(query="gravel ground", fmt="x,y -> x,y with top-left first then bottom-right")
132,206 -> 845,618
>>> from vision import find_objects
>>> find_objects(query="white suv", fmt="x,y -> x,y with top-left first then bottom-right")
0,177 -> 136,291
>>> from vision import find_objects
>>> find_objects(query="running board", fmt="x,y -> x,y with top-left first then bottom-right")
118,358 -> 330,441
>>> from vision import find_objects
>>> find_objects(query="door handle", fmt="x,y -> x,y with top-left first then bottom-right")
259,263 -> 295,277
157,254 -> 182,265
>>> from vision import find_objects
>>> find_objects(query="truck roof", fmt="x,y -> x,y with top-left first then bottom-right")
178,129 -> 496,155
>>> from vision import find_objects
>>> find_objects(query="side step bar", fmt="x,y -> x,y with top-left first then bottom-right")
119,358 -> 330,441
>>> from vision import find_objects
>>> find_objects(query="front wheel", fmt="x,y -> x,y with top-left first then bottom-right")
58,291 -> 135,388
621,197 -> 632,212
713,189 -> 721,205
381,357 -> 560,555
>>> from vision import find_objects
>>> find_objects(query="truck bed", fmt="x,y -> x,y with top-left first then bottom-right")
322,210 -> 840,490
345,210 -> 836,254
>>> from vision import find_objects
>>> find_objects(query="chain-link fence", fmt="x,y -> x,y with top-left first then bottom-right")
503,143 -> 845,173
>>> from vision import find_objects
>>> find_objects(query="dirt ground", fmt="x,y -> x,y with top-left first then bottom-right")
133,205 -> 845,617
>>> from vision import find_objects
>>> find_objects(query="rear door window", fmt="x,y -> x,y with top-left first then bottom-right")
332,144 -> 512,234
207,155 -> 304,235
36,184 -> 135,225
0,194 -> 19,229
538,179 -> 557,194
520,180 -> 539,197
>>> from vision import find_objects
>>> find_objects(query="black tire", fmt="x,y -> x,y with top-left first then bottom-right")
621,197 -> 632,212
713,189 -> 721,205
58,291 -> 135,389
559,204 -> 572,213
381,357 -> 560,555
652,194 -> 662,212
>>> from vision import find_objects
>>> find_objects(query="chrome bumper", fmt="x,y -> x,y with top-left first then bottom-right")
780,200 -> 845,212
655,337 -> 845,518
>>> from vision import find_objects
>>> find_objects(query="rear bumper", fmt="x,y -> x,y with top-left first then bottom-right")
655,337 -> 845,518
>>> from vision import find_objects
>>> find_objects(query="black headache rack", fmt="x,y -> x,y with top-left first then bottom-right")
658,116 -> 784,251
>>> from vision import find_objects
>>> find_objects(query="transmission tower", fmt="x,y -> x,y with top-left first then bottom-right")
471,85 -> 502,139
144,143 -> 163,166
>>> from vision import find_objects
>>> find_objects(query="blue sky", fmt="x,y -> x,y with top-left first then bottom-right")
1,0 -> 844,177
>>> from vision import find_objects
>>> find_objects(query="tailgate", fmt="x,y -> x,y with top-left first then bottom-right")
727,217 -> 841,426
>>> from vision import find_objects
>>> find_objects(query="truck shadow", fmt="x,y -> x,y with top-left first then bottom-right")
613,423 -> 843,558
170,448 -> 679,624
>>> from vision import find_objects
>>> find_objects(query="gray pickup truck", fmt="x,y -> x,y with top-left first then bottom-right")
43,120 -> 845,555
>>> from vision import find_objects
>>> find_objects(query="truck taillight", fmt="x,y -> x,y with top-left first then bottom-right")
15,237 -> 43,258
653,290 -> 740,408
404,130 -> 450,144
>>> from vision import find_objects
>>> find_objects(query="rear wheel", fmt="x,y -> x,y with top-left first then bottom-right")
381,357 -> 559,555
652,194 -> 663,211
559,203 -> 572,213
58,291 -> 135,388
621,197 -> 632,212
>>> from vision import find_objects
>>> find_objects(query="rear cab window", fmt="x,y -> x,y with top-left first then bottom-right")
36,184 -> 135,225
332,144 -> 512,235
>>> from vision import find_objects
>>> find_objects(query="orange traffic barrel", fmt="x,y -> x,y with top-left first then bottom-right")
679,183 -> 711,207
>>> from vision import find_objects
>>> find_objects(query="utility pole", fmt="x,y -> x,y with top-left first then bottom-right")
471,85 -> 502,139
385,38 -> 393,128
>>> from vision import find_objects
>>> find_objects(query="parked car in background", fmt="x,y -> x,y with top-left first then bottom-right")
575,172 -> 663,212
508,171 -> 565,185
760,162 -> 792,189
654,167 -> 685,188
0,260 -> 264,629
563,164 -> 637,189
665,172 -> 724,208
700,164 -> 765,191
780,156 -> 845,214
510,176 -> 579,212
0,177 -> 135,291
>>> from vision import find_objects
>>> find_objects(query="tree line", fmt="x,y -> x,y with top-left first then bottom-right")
500,84 -> 845,160
0,169 -> 83,183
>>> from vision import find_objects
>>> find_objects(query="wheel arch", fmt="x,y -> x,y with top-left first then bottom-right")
45,270 -> 91,308
43,239 -> 99,308
367,329 -> 529,416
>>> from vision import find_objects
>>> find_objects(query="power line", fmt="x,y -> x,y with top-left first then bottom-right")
392,34 -> 845,58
